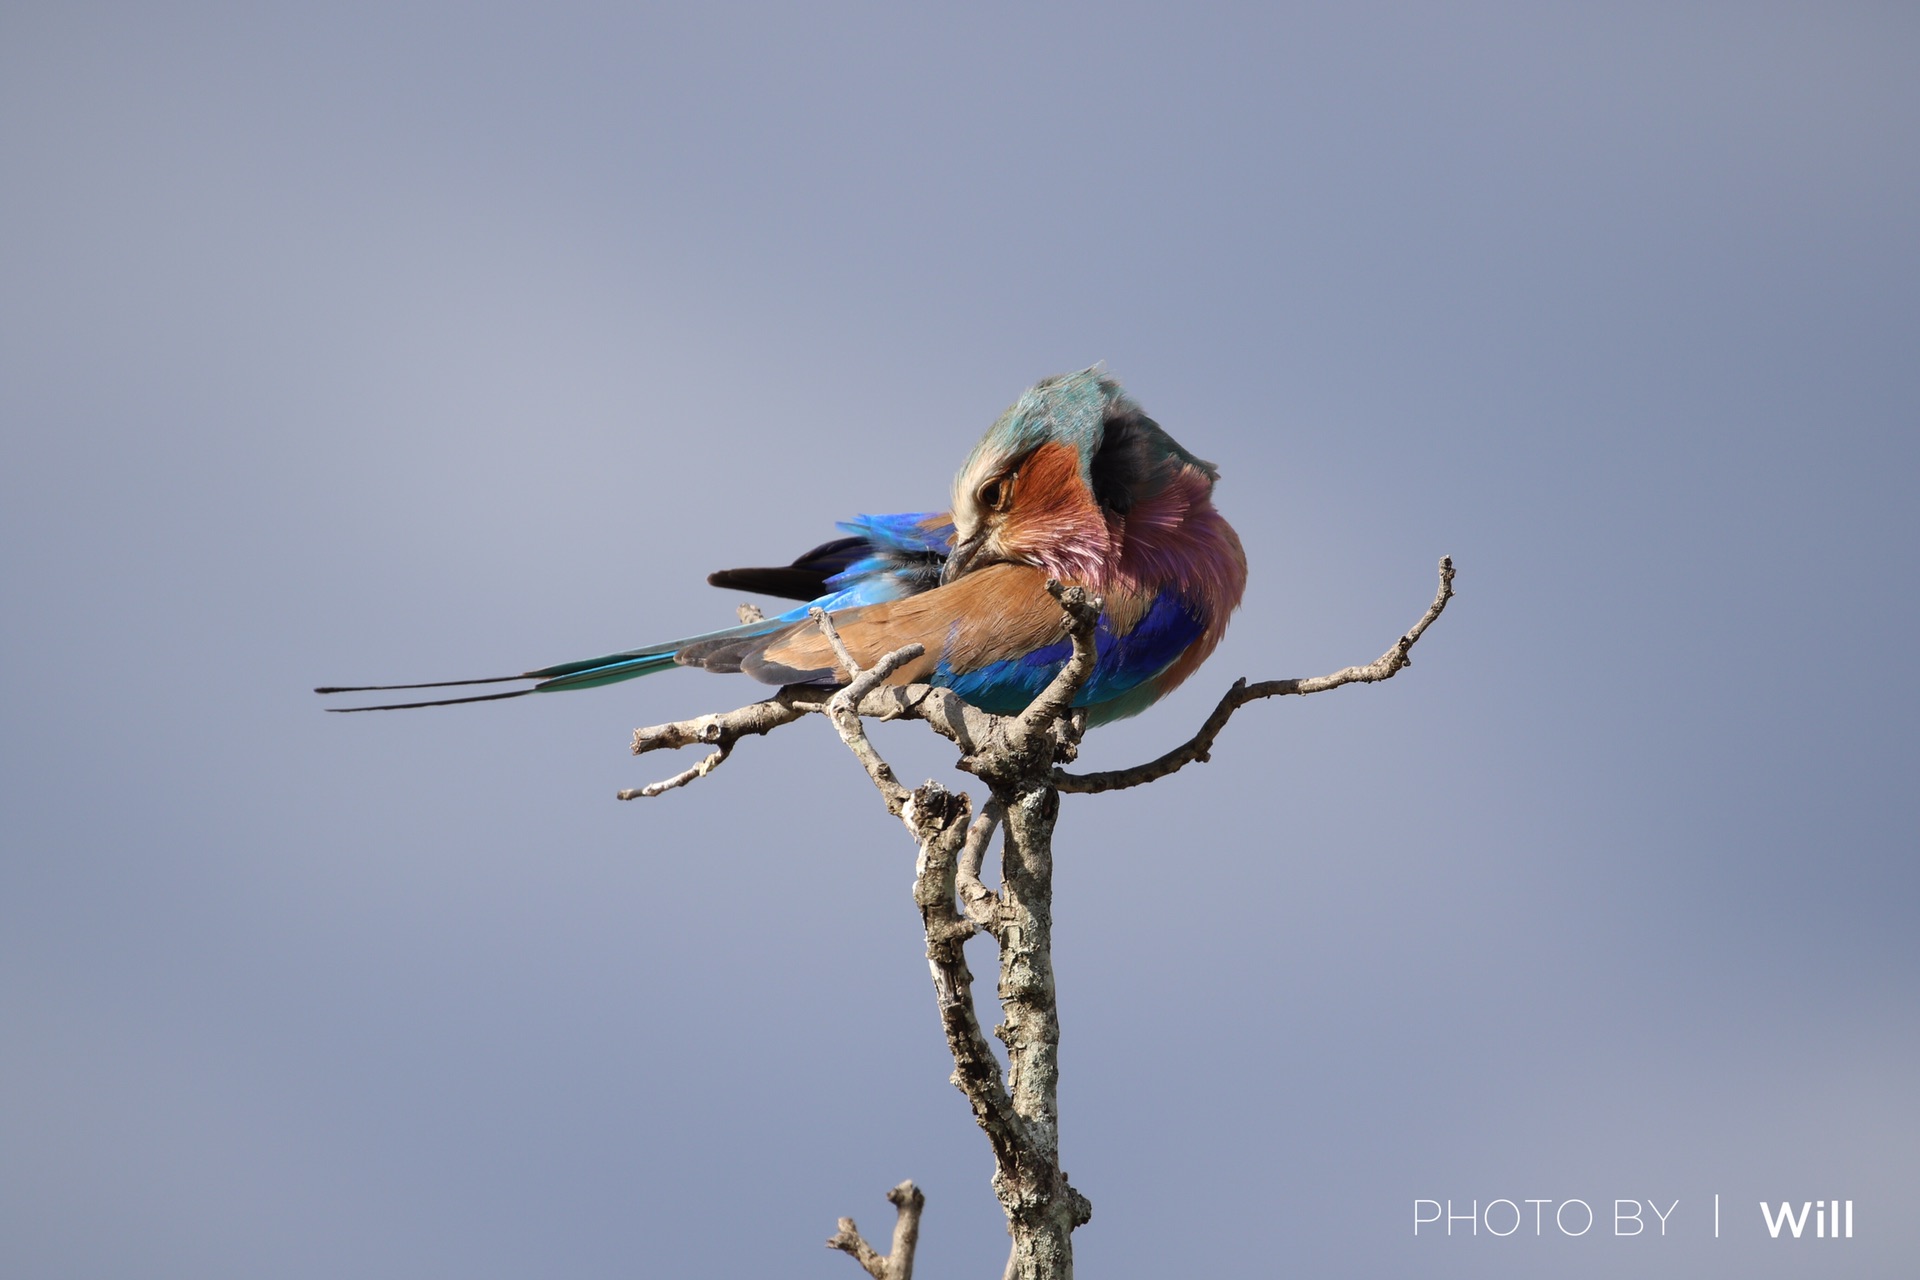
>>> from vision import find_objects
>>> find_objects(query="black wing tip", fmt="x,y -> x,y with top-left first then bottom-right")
707,566 -> 836,600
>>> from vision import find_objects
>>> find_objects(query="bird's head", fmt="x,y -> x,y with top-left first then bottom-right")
942,368 -> 1222,588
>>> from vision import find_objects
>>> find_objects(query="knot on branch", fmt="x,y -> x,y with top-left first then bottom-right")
622,554 -> 1455,1280
994,1168 -> 1091,1230
903,781 -> 967,845
1044,579 -> 1102,632
1067,1185 -> 1093,1228
912,782 -> 978,950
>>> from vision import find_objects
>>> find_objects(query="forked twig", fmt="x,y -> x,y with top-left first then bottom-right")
624,560 -> 1456,1279
1053,556 -> 1454,794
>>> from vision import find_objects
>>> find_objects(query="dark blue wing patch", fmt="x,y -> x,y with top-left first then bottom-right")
932,590 -> 1203,714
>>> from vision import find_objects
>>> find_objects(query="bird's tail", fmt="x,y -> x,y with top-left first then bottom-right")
314,616 -> 793,711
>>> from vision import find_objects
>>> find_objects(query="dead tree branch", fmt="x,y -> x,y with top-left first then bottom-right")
617,691 -> 816,799
818,581 -> 1101,1280
1007,581 -> 1102,757
956,799 -> 1005,933
1054,555 -> 1455,794
809,609 -> 928,815
827,1180 -> 926,1280
624,558 -> 1455,1277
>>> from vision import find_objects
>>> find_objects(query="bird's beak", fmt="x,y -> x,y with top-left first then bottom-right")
941,530 -> 989,585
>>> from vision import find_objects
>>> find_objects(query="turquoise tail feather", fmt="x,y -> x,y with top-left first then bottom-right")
527,651 -> 682,692
319,614 -> 798,711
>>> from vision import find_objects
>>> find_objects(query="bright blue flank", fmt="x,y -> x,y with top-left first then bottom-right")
513,517 -> 1202,711
932,590 -> 1203,715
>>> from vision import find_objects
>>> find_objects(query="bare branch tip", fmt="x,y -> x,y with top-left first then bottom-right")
1042,577 -> 1101,621
810,606 -> 863,678
828,1181 -> 924,1280
1053,553 -> 1456,793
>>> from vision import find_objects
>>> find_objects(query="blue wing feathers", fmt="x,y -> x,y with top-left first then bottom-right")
521,513 -> 954,697
324,511 -> 1205,718
323,370 -> 1244,718
819,512 -> 953,601
934,590 -> 1203,716
833,512 -> 953,554
705,512 -> 952,606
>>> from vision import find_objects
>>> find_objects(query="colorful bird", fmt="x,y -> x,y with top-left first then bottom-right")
318,369 -> 1247,723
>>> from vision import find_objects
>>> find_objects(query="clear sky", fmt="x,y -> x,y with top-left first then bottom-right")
2,4 -> 1915,1277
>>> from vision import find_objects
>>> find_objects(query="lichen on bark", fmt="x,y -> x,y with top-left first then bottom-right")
624,561 -> 1455,1278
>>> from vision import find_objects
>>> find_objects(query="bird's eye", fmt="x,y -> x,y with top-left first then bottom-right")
978,473 -> 1013,512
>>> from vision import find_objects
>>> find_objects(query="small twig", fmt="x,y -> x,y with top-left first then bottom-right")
1006,581 -> 1103,759
956,800 -> 1003,932
809,612 -> 938,817
809,606 -> 863,678
620,678 -> 1002,802
619,694 -> 814,799
621,741 -> 735,798
827,1180 -> 925,1280
882,1181 -> 926,1280
1055,556 -> 1455,794
821,656 -> 925,817
624,556 -> 1453,1278
812,603 -> 923,811
826,1217 -> 888,1280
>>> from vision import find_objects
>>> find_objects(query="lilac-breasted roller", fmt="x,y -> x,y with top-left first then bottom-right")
319,369 -> 1247,723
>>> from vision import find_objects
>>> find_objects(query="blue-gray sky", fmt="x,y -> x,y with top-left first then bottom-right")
2,4 -> 1915,1276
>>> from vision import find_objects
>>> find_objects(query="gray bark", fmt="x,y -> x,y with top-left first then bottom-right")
626,560 -> 1456,1277
828,1180 -> 925,1280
